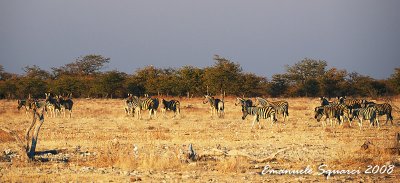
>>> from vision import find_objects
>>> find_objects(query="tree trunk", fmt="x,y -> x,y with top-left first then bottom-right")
26,109 -> 44,160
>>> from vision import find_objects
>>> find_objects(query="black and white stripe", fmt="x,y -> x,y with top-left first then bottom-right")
338,96 -> 367,112
255,97 -> 288,122
362,102 -> 393,125
45,93 -> 61,118
235,97 -> 253,108
136,96 -> 158,119
56,94 -> 74,118
314,105 -> 341,128
241,106 -> 277,129
352,106 -> 379,129
203,95 -> 224,118
160,99 -> 180,118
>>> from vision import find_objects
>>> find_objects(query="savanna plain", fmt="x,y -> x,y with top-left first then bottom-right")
1,97 -> 400,182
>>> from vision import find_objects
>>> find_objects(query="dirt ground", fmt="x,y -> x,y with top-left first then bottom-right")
1,97 -> 400,182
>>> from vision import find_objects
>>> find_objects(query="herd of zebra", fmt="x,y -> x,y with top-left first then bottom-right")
123,94 -> 290,129
314,96 -> 394,129
15,93 -> 395,131
17,93 -> 74,118
124,94 -> 181,119
124,94 -> 395,130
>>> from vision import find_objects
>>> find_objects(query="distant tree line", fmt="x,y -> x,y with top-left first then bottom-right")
0,54 -> 399,99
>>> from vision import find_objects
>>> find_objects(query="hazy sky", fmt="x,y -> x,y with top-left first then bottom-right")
1,0 -> 399,79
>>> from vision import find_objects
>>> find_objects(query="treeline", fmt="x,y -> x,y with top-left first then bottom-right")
0,54 -> 399,99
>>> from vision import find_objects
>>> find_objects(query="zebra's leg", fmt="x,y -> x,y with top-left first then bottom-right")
136,107 -> 141,120
251,115 -> 258,129
148,109 -> 152,119
389,113 -> 394,125
323,118 -> 327,128
376,117 -> 380,129
68,109 -> 72,118
162,108 -> 166,118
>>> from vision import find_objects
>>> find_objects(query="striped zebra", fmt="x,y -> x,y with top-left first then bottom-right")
338,96 -> 367,112
255,97 -> 288,122
314,105 -> 341,128
17,98 -> 34,116
136,96 -> 158,119
160,99 -> 180,118
235,97 -> 253,108
124,94 -> 135,116
56,94 -> 73,118
320,97 -> 336,106
203,95 -> 224,118
362,102 -> 393,125
45,93 -> 61,118
321,103 -> 353,126
241,106 -> 277,129
352,106 -> 379,130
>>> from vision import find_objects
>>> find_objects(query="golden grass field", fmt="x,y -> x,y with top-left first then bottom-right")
1,97 -> 400,182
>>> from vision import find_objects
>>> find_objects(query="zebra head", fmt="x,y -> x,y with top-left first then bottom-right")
314,106 -> 324,122
241,106 -> 252,120
338,96 -> 346,104
255,97 -> 268,107
235,97 -> 253,107
320,97 -> 330,106
235,98 -> 243,106
203,95 -> 213,105
17,99 -> 26,110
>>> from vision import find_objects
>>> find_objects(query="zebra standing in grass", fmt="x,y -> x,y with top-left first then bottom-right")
361,102 -> 393,125
255,97 -> 288,122
235,97 -> 253,108
160,99 -> 180,118
314,105 -> 342,128
352,106 -> 379,130
45,93 -> 61,118
241,106 -> 277,129
18,98 -> 34,116
203,95 -> 224,118
136,96 -> 158,119
56,94 -> 73,118
124,94 -> 135,116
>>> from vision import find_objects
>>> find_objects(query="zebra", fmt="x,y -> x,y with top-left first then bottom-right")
203,95 -> 224,118
319,97 -> 336,106
124,94 -> 135,116
160,99 -> 181,118
362,102 -> 393,125
45,93 -> 61,118
136,96 -> 158,119
235,97 -> 253,108
17,99 -> 34,116
338,96 -> 367,112
321,103 -> 353,126
314,105 -> 342,128
352,106 -> 379,130
128,96 -> 142,119
255,97 -> 288,122
56,94 -> 73,118
241,106 -> 277,129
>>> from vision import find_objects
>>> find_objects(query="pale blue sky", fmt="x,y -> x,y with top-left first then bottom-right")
1,0 -> 399,79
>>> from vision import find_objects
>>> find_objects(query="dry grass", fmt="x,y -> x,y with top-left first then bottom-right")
0,96 -> 400,182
